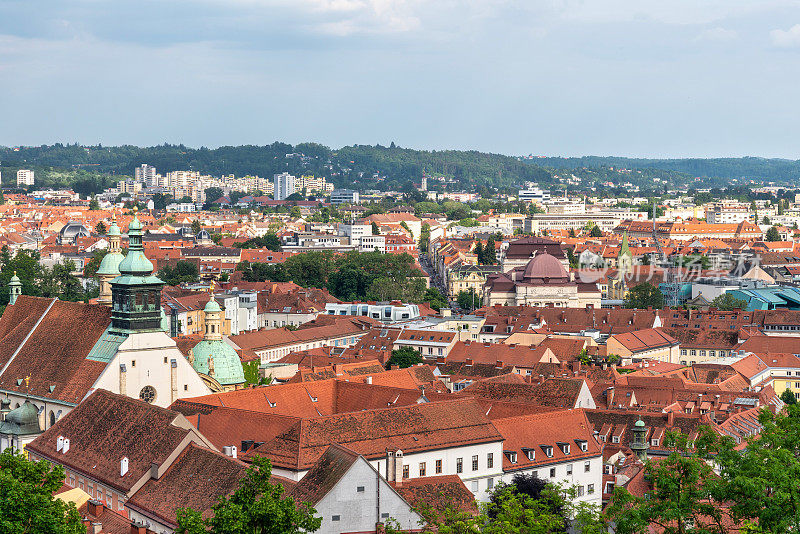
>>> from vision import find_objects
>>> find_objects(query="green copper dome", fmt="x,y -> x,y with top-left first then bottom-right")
107,218 -> 121,237
97,250 -> 124,276
204,300 -> 222,313
191,340 -> 245,386
114,211 -> 161,285
0,400 -> 41,436
9,272 -> 21,287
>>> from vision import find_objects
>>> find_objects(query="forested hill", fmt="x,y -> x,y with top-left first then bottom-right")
1,143 -> 797,195
532,156 -> 800,183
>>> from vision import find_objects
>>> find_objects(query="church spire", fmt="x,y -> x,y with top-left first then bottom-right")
110,209 -> 165,333
8,271 -> 21,305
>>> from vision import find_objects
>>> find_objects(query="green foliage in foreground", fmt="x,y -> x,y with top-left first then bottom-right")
0,449 -> 84,534
176,456 -> 321,534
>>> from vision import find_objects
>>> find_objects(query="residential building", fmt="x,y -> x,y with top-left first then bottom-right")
134,164 -> 157,184
274,172 -> 296,200
16,169 -> 34,186
326,301 -> 421,322
331,189 -> 361,205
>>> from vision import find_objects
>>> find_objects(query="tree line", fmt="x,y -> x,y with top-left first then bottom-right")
236,250 -> 428,303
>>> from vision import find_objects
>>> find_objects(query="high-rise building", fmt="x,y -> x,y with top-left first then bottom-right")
134,164 -> 157,185
274,172 -> 296,200
16,169 -> 34,187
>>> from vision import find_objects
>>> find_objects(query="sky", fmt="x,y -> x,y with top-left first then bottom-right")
2,1 -> 800,158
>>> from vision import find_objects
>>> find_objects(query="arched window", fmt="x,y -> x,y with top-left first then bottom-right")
49,410 -> 56,427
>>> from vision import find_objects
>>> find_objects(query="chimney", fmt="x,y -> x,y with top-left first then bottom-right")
386,450 -> 395,482
150,462 -> 159,480
365,376 -> 372,384
495,360 -> 504,369
667,410 -> 675,427
130,522 -> 149,534
607,387 -> 615,409
394,450 -> 404,487
121,457 -> 129,477
464,358 -> 473,367
571,360 -> 582,373
91,523 -> 102,534
87,499 -> 104,517
62,439 -> 70,454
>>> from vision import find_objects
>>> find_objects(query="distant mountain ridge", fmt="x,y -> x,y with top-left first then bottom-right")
1,143 -> 798,194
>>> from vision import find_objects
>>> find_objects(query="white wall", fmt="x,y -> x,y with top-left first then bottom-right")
91,331 -> 212,408
314,457 -> 422,534
500,454 -> 603,511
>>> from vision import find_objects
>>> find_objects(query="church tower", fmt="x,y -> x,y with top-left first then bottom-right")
630,418 -> 649,462
617,231 -> 633,277
8,272 -> 21,305
97,214 -> 124,305
110,209 -> 165,333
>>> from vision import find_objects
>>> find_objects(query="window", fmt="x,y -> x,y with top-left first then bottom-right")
588,484 -> 595,495
403,465 -> 409,479
487,453 -> 493,469
577,485 -> 584,497
584,461 -> 591,472
472,455 -> 479,471
357,486 -> 365,493
471,481 -> 479,492
139,385 -> 157,404
131,360 -> 136,367
163,356 -> 168,364
487,477 -> 494,489
566,464 -> 573,475
612,436 -> 620,444
549,467 -> 556,478
419,462 -> 426,477
332,515 -> 341,522
106,490 -> 112,506
435,459 -> 442,474
651,439 -> 660,446
456,458 -> 463,473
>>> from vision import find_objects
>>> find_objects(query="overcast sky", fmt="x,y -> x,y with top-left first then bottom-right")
2,1 -> 800,158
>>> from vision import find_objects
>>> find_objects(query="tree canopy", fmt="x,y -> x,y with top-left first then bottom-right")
0,449 -> 85,534
386,347 -> 423,369
623,282 -> 665,309
710,293 -> 748,311
176,456 -> 321,534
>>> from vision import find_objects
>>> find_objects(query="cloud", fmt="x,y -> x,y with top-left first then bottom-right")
771,24 -> 800,47
696,27 -> 738,43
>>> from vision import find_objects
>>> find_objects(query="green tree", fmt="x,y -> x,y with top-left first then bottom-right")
590,225 -> 603,238
766,226 -> 781,242
607,428 -> 730,534
372,221 -> 380,235
780,388 -> 797,405
423,287 -> 448,312
204,187 -> 225,204
457,288 -> 479,311
386,346 -> 423,369
83,249 -> 109,279
95,221 -> 107,234
712,405 -> 800,532
289,206 -> 302,218
474,241 -> 484,264
623,282 -> 664,309
191,219 -> 202,235
175,456 -> 320,534
710,293 -> 748,311
484,236 -> 497,265
0,448 -> 85,534
763,216 -> 771,225
89,196 -> 100,210
235,233 -> 282,251
419,223 -> 431,253
158,261 -> 200,286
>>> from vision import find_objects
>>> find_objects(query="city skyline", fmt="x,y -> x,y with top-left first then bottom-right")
2,1 -> 800,158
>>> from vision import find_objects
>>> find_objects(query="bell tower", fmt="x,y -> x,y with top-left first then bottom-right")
630,418 -> 649,462
110,209 -> 165,333
8,272 -> 21,305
